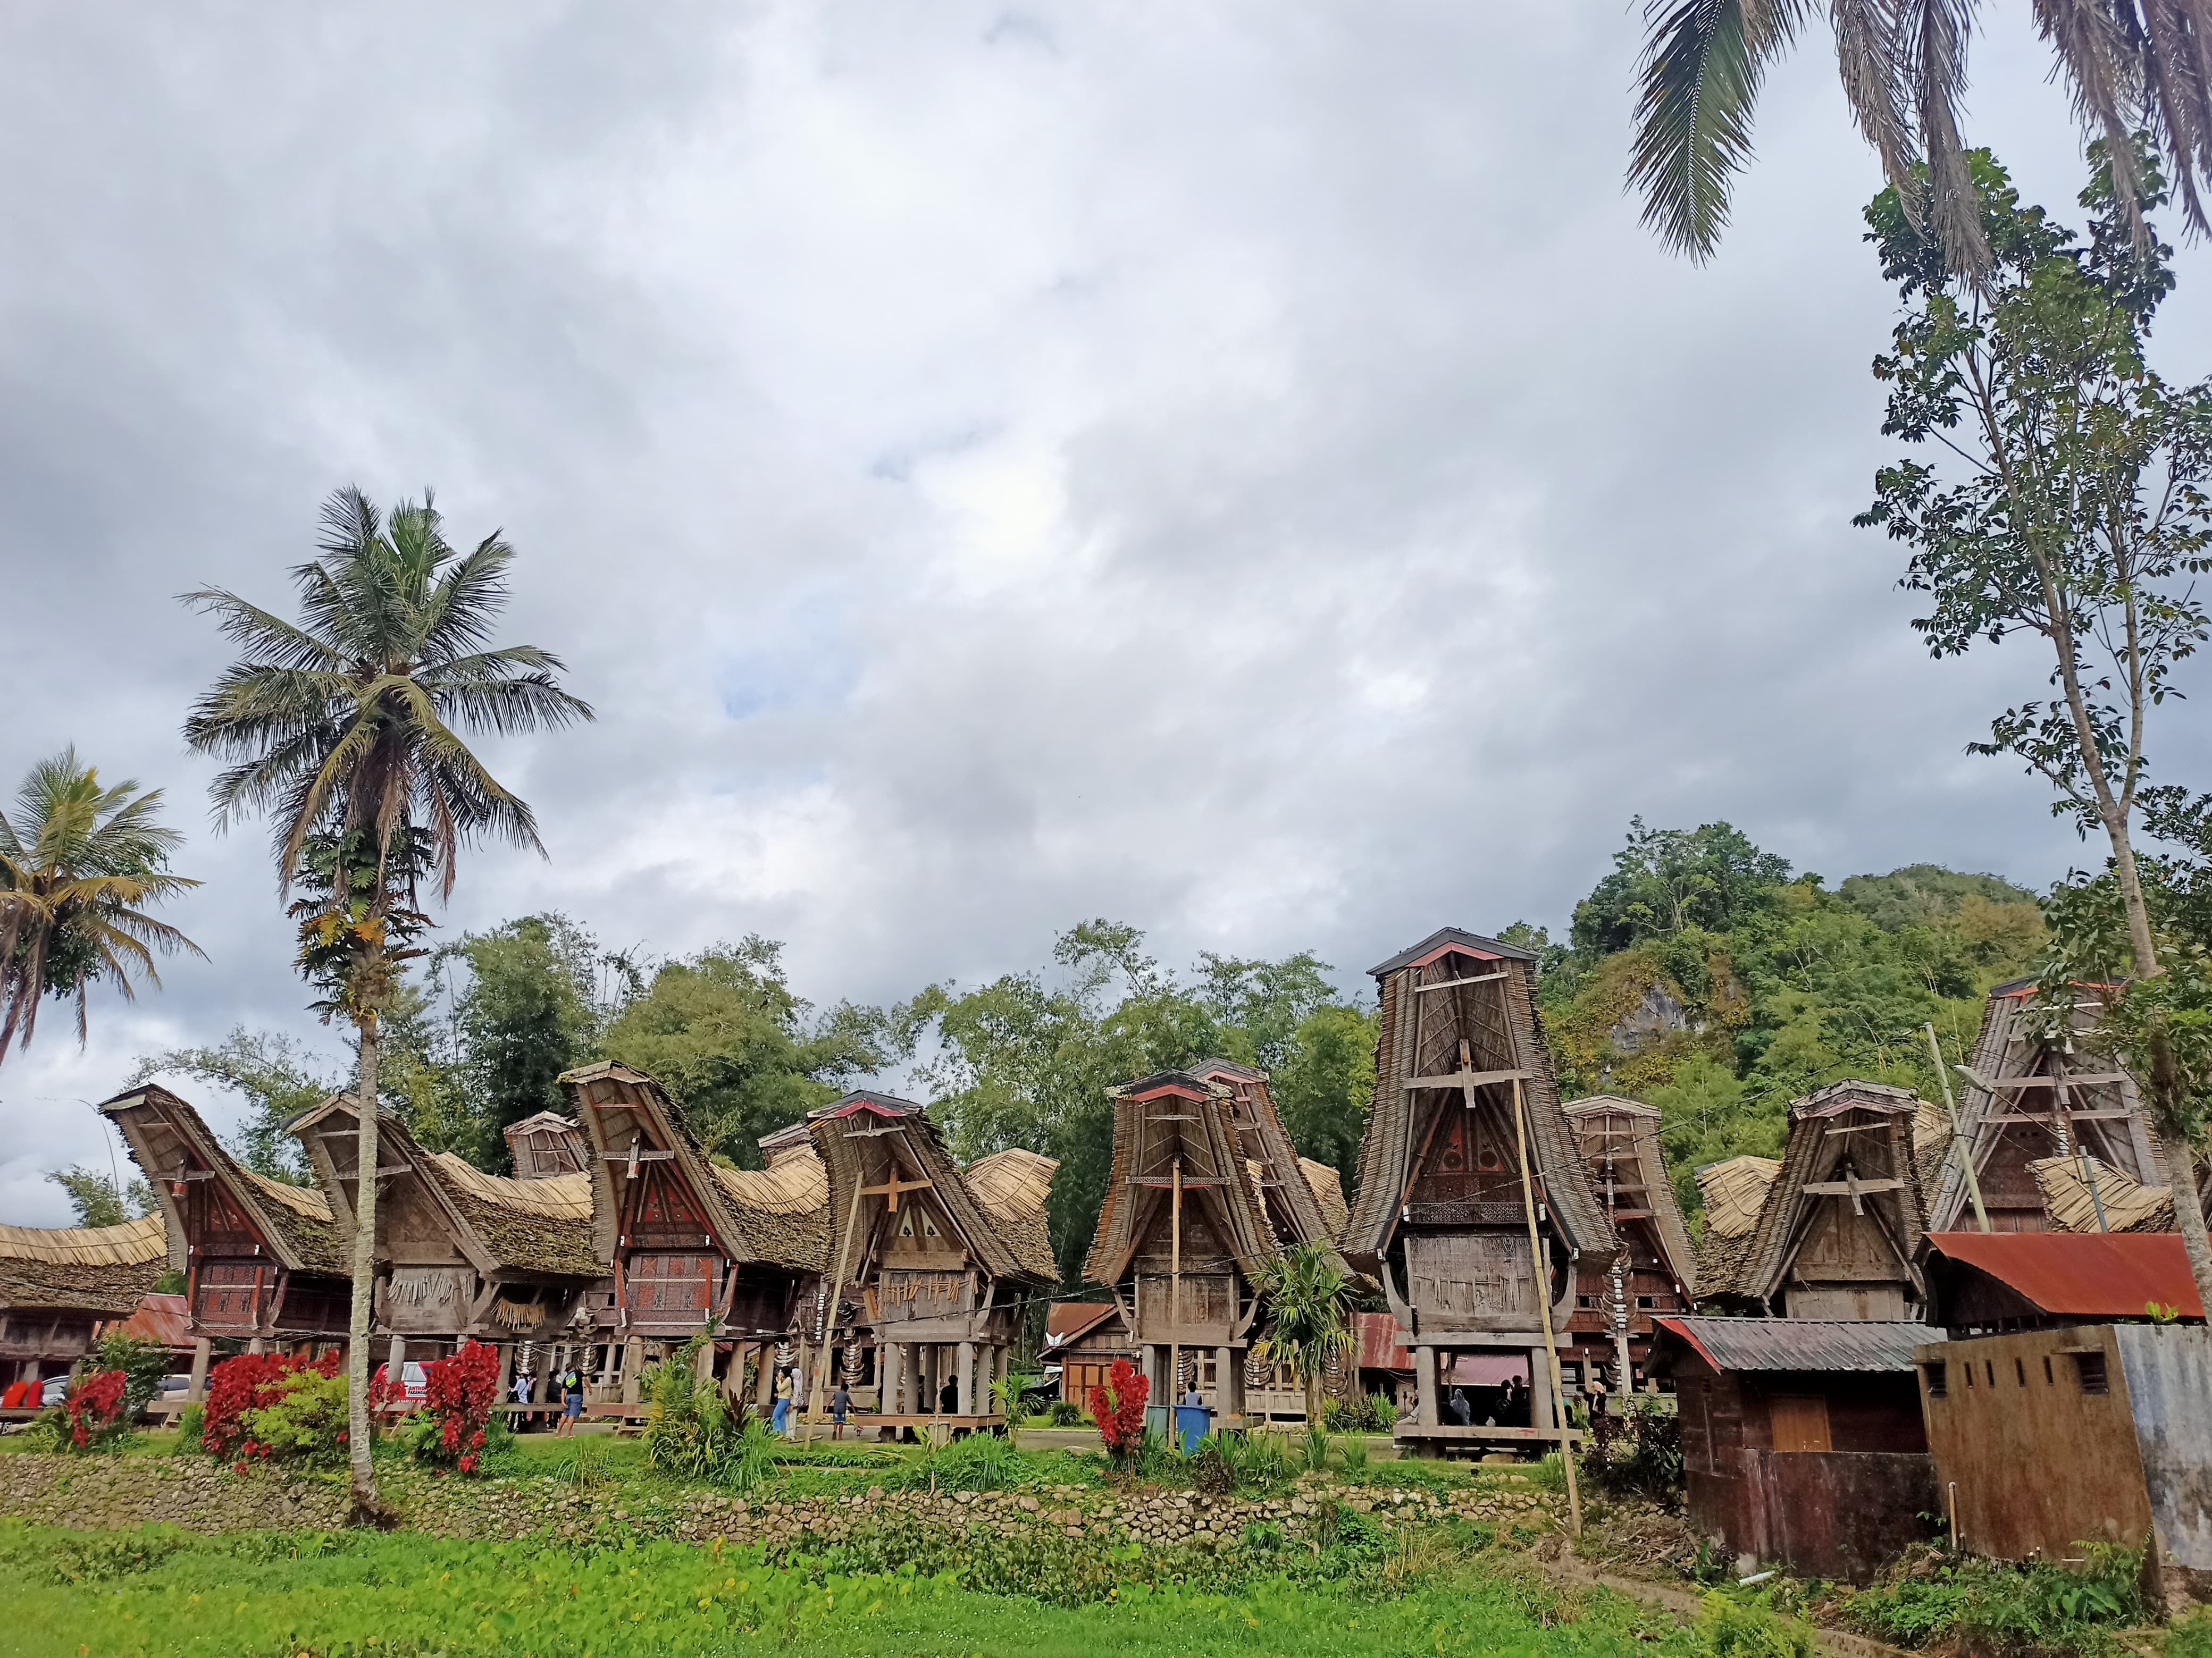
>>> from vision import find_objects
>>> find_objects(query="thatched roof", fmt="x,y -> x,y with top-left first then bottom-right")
712,1139 -> 832,1274
1084,1071 -> 1283,1287
1345,929 -> 1615,1265
1709,1080 -> 1929,1310
1298,1159 -> 1350,1236
1565,1095 -> 1699,1297
290,1095 -> 605,1281
1925,981 -> 2164,1232
102,1084 -> 349,1276
560,1061 -> 823,1274
2029,1155 -> 2176,1234
1691,1156 -> 1782,1305
0,1213 -> 170,1317
1190,1058 -> 1343,1251
810,1092 -> 1057,1290
965,1148 -> 1061,1282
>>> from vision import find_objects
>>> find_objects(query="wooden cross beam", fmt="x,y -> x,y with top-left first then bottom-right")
861,1174 -> 933,1212
1412,970 -> 1510,994
1403,1067 -> 1531,1092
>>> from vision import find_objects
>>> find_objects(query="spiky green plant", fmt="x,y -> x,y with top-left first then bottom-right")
1252,1241 -> 1358,1428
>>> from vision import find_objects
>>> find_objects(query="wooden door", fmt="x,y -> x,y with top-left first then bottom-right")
1769,1394 -> 1832,1452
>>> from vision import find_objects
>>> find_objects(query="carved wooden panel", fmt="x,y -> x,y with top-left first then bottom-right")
1787,1283 -> 1908,1319
190,1184 -> 261,1257
876,1268 -> 969,1323
623,1253 -> 714,1316
1405,1232 -> 1534,1320
386,1265 -> 476,1332
628,1165 -> 713,1249
1134,1272 -> 1234,1342
195,1260 -> 263,1331
1795,1202 -> 1907,1284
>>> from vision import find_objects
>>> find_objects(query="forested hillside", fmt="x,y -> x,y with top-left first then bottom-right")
1514,819 -> 2047,1228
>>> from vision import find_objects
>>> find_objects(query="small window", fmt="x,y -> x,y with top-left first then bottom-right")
2043,1356 -> 2055,1386
2073,1352 -> 2109,1395
2015,1358 -> 2028,1387
1636,1295 -> 1657,1309
1922,1362 -> 1948,1399
1964,1364 -> 1975,1388
1577,1295 -> 1598,1309
1986,1361 -> 1997,1387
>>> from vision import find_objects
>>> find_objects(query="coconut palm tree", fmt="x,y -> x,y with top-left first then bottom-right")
182,485 -> 592,1518
1251,1241 -> 1358,1429
0,747 -> 200,1061
1630,1 -> 2212,274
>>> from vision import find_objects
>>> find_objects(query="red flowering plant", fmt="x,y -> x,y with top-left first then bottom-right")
1086,1357 -> 1150,1467
61,1369 -> 131,1452
200,1350 -> 345,1469
393,1341 -> 502,1476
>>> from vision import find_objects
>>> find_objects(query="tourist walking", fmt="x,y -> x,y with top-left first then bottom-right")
555,1364 -> 585,1439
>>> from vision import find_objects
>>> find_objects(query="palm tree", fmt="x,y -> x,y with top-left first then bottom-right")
0,747 -> 200,1061
1251,1241 -> 1358,1429
1630,1 -> 2212,274
182,486 -> 592,1518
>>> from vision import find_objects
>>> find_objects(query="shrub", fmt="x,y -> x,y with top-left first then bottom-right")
1340,1432 -> 1371,1471
1581,1397 -> 1684,1505
641,1335 -> 747,1484
1847,1542 -> 2146,1656
41,1524 -> 187,1585
200,1350 -> 343,1467
1696,1591 -> 1816,1658
1047,1399 -> 1084,1428
240,1366 -> 350,1470
1303,1421 -> 1333,1471
171,1402 -> 205,1452
914,1432 -> 1026,1492
401,1341 -> 502,1475
90,1333 -> 171,1419
62,1370 -> 131,1453
1086,1358 -> 1147,1466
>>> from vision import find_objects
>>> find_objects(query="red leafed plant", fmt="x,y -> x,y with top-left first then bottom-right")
1087,1357 -> 1149,1463
63,1369 -> 130,1451
201,1349 -> 342,1467
412,1340 -> 500,1475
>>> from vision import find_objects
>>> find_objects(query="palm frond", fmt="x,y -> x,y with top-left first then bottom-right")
1833,0 -> 1921,196
1629,0 -> 1811,263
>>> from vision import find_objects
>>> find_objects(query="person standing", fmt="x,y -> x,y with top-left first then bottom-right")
773,1366 -> 794,1436
555,1363 -> 585,1439
830,1377 -> 850,1441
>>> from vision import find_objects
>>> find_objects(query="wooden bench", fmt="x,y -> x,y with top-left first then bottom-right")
1394,1424 -> 1581,1446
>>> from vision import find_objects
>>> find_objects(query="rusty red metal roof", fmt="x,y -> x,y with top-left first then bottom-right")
1925,1231 -> 2205,1318
103,1292 -> 191,1350
1356,1311 -> 1411,1371
1043,1300 -> 1122,1348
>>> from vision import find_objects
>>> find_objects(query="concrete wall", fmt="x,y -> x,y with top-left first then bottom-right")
2115,1325 -> 2212,1578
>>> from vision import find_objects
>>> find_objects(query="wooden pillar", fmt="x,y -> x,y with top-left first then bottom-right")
186,1338 -> 213,1404
693,1339 -> 716,1383
756,1346 -> 777,1411
1415,1344 -> 1438,1427
956,1341 -> 976,1416
497,1342 -> 516,1401
1215,1345 -> 1239,1425
386,1333 -> 406,1381
621,1337 -> 644,1404
246,1336 -> 267,1356
881,1342 -> 903,1415
1529,1351 -> 1554,1430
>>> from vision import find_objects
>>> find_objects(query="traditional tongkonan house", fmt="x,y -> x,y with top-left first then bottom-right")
503,1112 -> 591,1179
1342,927 -> 1616,1449
0,1213 -> 173,1401
807,1091 -> 1058,1431
100,1083 -> 351,1385
1924,979 -> 2165,1234
1693,1080 -> 1931,1320
1081,1068 -> 1313,1423
1563,1096 -> 1697,1392
1187,1058 -> 1351,1247
560,1061 -> 827,1406
289,1095 -> 607,1400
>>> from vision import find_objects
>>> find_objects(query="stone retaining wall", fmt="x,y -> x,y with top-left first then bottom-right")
0,1456 -> 1559,1554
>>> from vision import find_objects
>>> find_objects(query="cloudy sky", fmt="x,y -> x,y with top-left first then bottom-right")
6,5 -> 2211,1222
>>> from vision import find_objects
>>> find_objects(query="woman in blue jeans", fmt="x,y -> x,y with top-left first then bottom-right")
772,1366 -> 794,1435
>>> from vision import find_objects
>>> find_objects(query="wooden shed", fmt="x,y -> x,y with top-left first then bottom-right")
807,1091 -> 1057,1428
0,1214 -> 173,1394
1652,1314 -> 1945,1583
290,1095 -> 608,1397
1924,980 -> 2165,1234
559,1061 -> 829,1405
1343,927 -> 1616,1449
101,1084 -> 351,1365
1915,1323 -> 2212,1604
1043,1300 -> 1136,1405
1694,1081 -> 1931,1320
1564,1096 -> 1697,1391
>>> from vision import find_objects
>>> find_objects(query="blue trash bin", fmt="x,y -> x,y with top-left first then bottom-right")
1174,1403 -> 1212,1454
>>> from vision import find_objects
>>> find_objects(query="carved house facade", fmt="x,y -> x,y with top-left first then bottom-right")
1563,1096 -> 1697,1390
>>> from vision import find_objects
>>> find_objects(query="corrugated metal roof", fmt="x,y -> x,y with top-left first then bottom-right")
1654,1315 -> 1942,1373
1357,1310 -> 1411,1371
1368,925 -> 1536,977
105,1292 -> 192,1350
1043,1300 -> 1121,1347
1926,1231 -> 2205,1318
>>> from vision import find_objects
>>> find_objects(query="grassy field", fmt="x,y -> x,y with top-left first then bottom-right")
0,1518 -> 1700,1658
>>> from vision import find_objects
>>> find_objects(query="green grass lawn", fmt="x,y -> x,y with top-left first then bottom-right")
0,1518 -> 1701,1658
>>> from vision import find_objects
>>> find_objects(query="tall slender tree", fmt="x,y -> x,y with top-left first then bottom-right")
1251,1241 -> 1359,1428
0,747 -> 200,1061
1629,1 -> 2212,276
181,486 -> 592,1519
